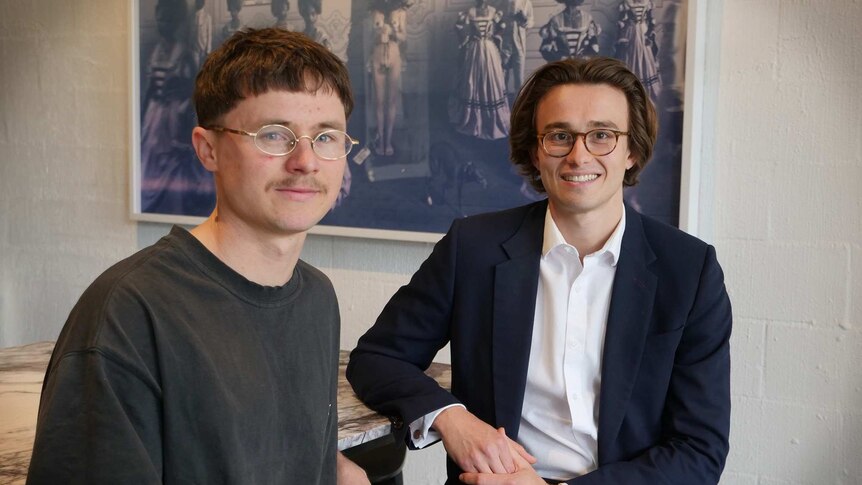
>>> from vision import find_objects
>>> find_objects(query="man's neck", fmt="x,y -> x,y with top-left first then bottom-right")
190,214 -> 306,287
549,201 -> 624,261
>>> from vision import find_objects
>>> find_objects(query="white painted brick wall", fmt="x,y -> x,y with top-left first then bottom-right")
0,0 -> 138,347
1,0 -> 860,484
716,1 -> 862,484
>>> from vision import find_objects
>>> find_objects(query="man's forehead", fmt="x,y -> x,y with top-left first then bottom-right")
535,83 -> 629,127
227,89 -> 346,123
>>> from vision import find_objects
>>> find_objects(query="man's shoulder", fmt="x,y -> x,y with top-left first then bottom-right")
455,200 -> 546,237
86,235 -> 183,301
295,259 -> 336,295
629,208 -> 715,266
55,236 -> 184,351
437,201 -> 545,260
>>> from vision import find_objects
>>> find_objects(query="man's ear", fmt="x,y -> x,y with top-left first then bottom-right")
625,148 -> 636,170
192,126 -> 218,173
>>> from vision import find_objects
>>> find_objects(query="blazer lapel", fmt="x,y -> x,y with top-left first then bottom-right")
492,202 -> 545,438
597,207 -> 657,458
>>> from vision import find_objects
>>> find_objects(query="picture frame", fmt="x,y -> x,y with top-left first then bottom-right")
130,0 -> 700,242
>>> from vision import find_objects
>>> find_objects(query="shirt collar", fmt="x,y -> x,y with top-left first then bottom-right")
541,204 -> 626,266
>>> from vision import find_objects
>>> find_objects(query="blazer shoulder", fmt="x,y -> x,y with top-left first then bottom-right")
452,200 -> 546,240
638,214 -> 710,251
635,210 -> 717,265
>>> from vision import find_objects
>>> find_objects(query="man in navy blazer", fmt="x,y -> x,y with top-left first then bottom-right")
347,57 -> 731,484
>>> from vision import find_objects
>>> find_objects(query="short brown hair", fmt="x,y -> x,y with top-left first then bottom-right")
193,28 -> 354,127
510,57 -> 658,192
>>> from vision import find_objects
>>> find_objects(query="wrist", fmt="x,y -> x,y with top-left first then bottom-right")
430,405 -> 466,436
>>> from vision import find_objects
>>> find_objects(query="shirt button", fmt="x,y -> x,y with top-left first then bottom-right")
413,429 -> 422,440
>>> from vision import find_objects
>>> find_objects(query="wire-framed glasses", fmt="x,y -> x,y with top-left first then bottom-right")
205,124 -> 359,160
537,129 -> 629,158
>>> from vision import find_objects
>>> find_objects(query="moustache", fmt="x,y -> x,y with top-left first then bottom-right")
266,176 -> 328,194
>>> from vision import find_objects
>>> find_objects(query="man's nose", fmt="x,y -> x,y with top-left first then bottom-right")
565,134 -> 592,164
284,137 -> 319,173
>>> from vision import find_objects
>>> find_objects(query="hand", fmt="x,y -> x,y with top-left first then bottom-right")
460,465 -> 547,485
432,407 -> 536,474
336,452 -> 371,485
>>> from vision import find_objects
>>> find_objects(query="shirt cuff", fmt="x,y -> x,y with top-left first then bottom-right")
407,403 -> 465,449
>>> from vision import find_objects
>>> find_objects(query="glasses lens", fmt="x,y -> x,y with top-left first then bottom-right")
542,131 -> 574,157
313,130 -> 353,160
585,129 -> 617,156
255,125 -> 296,156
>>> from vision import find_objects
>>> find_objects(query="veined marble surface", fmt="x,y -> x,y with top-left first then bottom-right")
0,341 -> 53,485
0,343 -> 450,484
336,352 -> 452,450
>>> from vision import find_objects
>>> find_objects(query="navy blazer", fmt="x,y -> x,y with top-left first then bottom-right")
347,201 -> 732,484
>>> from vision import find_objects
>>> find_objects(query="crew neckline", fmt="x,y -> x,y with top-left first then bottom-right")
166,225 -> 303,307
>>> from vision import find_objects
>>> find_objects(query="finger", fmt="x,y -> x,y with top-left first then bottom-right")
459,456 -> 479,473
460,472 -> 499,485
497,427 -> 537,465
488,450 -> 513,475
459,472 -> 480,484
494,428 -> 517,473
512,451 -> 532,470
471,451 -> 494,474
511,441 -> 537,464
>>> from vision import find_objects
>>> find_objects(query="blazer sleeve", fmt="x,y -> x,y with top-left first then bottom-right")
346,220 -> 464,442
573,245 -> 732,485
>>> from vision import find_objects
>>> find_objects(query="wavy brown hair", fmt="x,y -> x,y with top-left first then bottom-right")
510,57 -> 658,193
193,28 -> 353,127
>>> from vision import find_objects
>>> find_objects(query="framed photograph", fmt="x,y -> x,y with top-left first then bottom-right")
131,0 -> 697,242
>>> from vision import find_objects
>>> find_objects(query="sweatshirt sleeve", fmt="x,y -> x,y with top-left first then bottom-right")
27,349 -> 163,485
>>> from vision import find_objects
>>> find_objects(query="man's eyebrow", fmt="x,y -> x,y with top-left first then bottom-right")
541,121 -> 573,131
540,120 -> 624,132
585,120 -> 622,129
258,120 -> 345,131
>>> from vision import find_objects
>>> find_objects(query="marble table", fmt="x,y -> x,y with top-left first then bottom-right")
0,342 -> 451,484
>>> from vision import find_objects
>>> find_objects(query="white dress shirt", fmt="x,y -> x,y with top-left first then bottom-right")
520,206 -> 625,479
409,206 -> 625,481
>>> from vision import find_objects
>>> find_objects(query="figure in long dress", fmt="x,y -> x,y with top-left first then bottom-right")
222,0 -> 242,38
448,0 -> 510,140
191,0 -> 212,68
615,0 -> 661,99
368,0 -> 408,156
539,0 -> 600,62
300,0 -> 330,48
141,0 -> 213,215
497,0 -> 533,96
272,0 -> 289,29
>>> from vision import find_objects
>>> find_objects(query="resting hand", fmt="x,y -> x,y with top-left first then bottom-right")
432,407 -> 536,474
336,452 -> 371,485
460,465 -> 547,485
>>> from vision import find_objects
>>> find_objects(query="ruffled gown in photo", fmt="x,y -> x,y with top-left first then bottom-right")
140,41 -> 213,215
448,5 -> 510,140
616,0 -> 661,99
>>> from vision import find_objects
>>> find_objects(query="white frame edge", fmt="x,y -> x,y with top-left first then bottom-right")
679,0 -> 706,237
308,223 -> 443,243
130,0 -> 144,222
